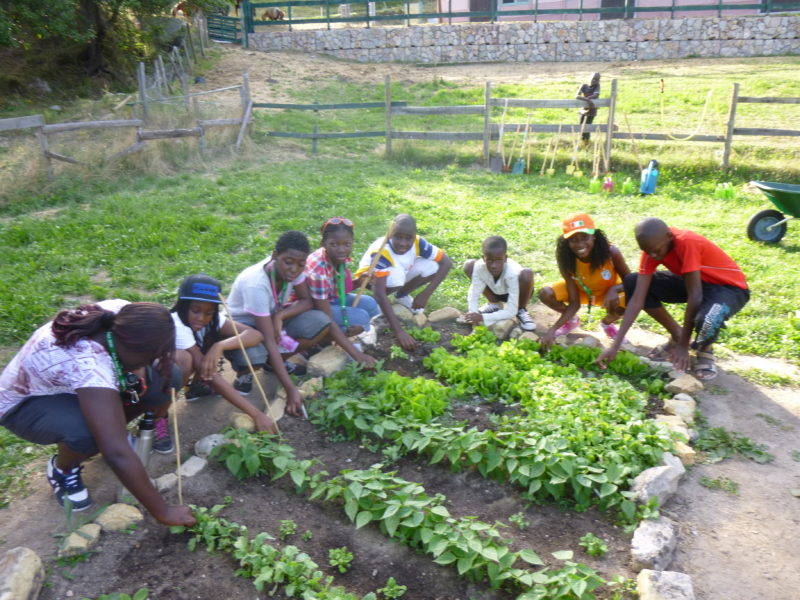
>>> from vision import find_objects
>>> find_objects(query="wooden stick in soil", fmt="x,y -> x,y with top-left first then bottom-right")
539,138 -> 552,176
525,123 -> 534,174
171,388 -> 183,506
623,112 -> 644,172
217,293 -> 282,435
353,221 -> 397,308
505,123 -> 520,170
548,124 -> 562,174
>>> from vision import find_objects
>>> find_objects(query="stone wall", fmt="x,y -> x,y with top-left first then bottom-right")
249,14 -> 799,63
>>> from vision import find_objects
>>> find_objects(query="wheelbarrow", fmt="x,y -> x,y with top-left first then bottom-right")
747,181 -> 800,243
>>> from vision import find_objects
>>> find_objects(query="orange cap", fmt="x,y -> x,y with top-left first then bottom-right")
562,213 -> 596,238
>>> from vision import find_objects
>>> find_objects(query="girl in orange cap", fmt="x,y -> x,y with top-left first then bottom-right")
539,213 -> 631,350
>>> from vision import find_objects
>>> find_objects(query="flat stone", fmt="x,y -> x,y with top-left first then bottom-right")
488,318 -> 515,340
307,345 -> 349,377
664,396 -> 696,424
631,517 -> 677,570
94,504 -> 144,532
412,312 -> 428,327
0,547 -> 44,600
577,335 -> 600,348
59,524 -> 101,558
428,307 -> 462,323
655,415 -> 690,441
519,331 -> 540,342
194,433 -> 228,459
665,374 -> 703,395
661,452 -> 687,476
673,441 -> 697,466
391,303 -> 414,322
230,412 -> 255,432
508,327 -> 523,339
155,472 -> 178,492
637,570 -> 695,600
178,455 -> 208,478
630,464 -> 683,506
299,377 -> 324,399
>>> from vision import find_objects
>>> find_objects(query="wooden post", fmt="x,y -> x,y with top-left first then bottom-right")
181,73 -> 191,115
241,72 -> 251,112
137,62 -> 149,120
236,100 -> 253,150
34,127 -> 53,178
723,82 -> 739,170
192,97 -> 201,123
182,42 -> 193,76
604,78 -> 617,173
384,75 -> 392,155
157,55 -> 169,94
483,81 -> 491,168
185,25 -> 198,64
240,0 -> 249,48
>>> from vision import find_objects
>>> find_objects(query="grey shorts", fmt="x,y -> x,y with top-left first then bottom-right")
224,309 -> 330,371
0,365 -> 181,455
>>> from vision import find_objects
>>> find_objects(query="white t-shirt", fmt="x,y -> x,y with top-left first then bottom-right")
227,259 -> 306,328
466,258 -> 523,325
0,299 -> 128,419
171,311 -> 228,351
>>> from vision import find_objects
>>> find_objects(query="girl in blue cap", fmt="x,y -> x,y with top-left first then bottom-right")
167,274 -> 277,447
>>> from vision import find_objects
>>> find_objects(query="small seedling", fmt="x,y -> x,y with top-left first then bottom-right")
327,546 -> 354,573
699,476 -> 739,495
509,512 -> 530,530
378,576 -> 408,598
579,533 -> 609,557
755,412 -> 794,431
80,589 -> 149,600
301,530 -> 313,541
607,575 -> 637,599
278,519 -> 297,540
408,326 -> 441,343
791,450 -> 800,462
389,345 -> 409,360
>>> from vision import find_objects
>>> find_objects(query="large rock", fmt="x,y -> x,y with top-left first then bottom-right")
307,345 -> 349,377
412,312 -> 428,327
664,394 -> 697,424
519,331 -> 540,342
488,318 -> 515,340
630,464 -> 684,506
655,415 -> 690,441
155,472 -> 178,492
508,326 -> 523,340
59,523 -> 101,558
661,452 -> 686,475
673,441 -> 697,466
637,570 -> 695,600
391,303 -> 414,323
95,504 -> 144,532
299,377 -> 324,399
0,547 -> 44,600
631,517 -> 678,571
577,335 -> 600,348
194,433 -> 228,459
665,374 -> 703,395
179,455 -> 208,477
428,307 -> 462,323
230,412 -> 255,431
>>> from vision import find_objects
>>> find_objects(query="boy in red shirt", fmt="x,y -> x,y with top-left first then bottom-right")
597,218 -> 749,380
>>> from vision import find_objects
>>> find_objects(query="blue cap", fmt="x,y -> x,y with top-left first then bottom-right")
177,274 -> 222,303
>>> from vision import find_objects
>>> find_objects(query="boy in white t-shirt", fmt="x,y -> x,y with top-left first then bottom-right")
170,274 -> 276,437
355,214 -> 452,351
463,235 -> 535,331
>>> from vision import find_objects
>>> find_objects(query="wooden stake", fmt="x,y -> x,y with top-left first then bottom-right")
217,293 -> 282,435
353,221 -> 397,308
539,138 -> 552,176
623,112 -> 644,172
171,388 -> 183,505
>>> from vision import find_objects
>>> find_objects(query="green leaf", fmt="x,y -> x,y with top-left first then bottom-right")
344,500 -> 359,522
384,514 -> 400,537
457,554 -> 475,575
430,505 -> 450,518
225,454 -> 242,476
383,503 -> 400,519
433,551 -> 457,565
552,550 -> 573,560
355,511 -> 372,529
598,482 -> 618,498
290,469 -> 305,488
518,549 -> 544,565
132,588 -> 149,600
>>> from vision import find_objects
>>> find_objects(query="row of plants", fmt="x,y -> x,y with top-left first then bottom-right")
211,430 -> 607,600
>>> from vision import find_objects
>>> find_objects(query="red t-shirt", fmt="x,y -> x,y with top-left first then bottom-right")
639,228 -> 747,289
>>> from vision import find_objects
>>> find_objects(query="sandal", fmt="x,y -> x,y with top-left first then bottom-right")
694,351 -> 718,381
646,340 -> 675,361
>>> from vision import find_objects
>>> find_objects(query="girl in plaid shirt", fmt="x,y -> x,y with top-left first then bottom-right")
304,218 -> 377,368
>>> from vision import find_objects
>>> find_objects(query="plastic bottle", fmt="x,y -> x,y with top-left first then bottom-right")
622,177 -> 634,194
640,160 -> 659,194
588,177 -> 601,193
603,176 -> 614,193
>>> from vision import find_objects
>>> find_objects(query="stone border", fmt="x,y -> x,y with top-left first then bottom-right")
249,15 -> 799,63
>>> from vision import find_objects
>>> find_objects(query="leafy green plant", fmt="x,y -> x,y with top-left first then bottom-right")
509,512 -> 530,531
389,345 -> 409,360
302,530 -> 314,541
578,533 -> 608,557
328,546 -> 354,573
377,576 -> 408,598
699,476 -> 739,495
279,519 -> 298,540
79,589 -> 149,600
408,326 -> 441,343
694,425 -> 774,464
791,450 -> 800,462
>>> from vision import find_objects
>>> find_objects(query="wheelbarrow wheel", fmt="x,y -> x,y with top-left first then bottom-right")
747,209 -> 787,243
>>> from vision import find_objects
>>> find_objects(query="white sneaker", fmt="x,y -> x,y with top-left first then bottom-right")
479,303 -> 503,314
357,327 -> 377,346
394,294 -> 423,314
517,309 -> 535,331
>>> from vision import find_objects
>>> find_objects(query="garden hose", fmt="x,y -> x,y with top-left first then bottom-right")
660,79 -> 714,141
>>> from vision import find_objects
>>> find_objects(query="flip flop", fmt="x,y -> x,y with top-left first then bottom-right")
646,340 -> 675,361
694,351 -> 718,381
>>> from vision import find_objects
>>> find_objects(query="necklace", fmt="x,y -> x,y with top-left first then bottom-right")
105,331 -> 128,391
268,262 -> 288,307
335,262 -> 349,327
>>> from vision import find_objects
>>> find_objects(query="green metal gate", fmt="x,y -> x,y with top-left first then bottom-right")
207,13 -> 242,43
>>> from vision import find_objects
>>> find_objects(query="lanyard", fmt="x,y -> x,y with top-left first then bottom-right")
268,262 -> 288,307
573,271 -> 594,318
105,331 -> 128,390
335,263 -> 349,327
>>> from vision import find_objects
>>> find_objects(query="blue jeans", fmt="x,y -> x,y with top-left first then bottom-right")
330,294 -> 380,331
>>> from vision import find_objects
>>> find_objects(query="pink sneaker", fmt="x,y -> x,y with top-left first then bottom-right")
554,317 -> 580,337
601,321 -> 628,343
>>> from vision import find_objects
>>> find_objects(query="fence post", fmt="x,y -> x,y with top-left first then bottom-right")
181,73 -> 192,115
448,0 -> 452,25
241,72 -> 251,113
137,62 -> 149,121
327,0 -> 331,30
182,42 -> 193,77
723,82 -> 739,170
240,1 -> 249,48
312,125 -> 318,155
483,81 -> 492,168
385,75 -> 392,155
604,78 -> 617,173
34,127 -> 54,178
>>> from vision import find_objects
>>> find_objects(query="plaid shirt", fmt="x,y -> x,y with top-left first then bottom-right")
304,248 -> 353,302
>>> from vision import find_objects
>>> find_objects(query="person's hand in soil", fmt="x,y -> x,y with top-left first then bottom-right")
254,412 -> 278,434
540,329 -> 557,352
669,343 -> 691,372
396,329 -> 418,351
285,387 -> 303,417
357,352 -> 377,370
596,346 -> 617,369
157,505 -> 196,527
464,312 -> 483,325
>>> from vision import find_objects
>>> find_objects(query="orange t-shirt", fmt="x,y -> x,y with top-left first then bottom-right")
639,228 -> 747,289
